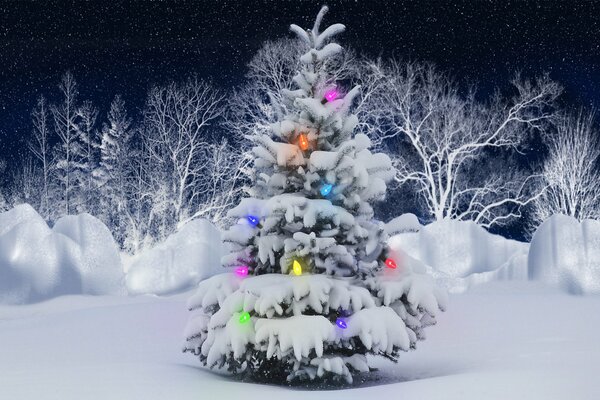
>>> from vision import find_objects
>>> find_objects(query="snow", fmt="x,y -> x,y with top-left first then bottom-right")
0,204 -> 124,304
385,213 -> 422,236
53,213 -> 125,296
388,217 -> 529,293
255,314 -> 334,360
529,214 -> 600,294
0,282 -> 598,399
126,219 -> 224,295
388,215 -> 600,295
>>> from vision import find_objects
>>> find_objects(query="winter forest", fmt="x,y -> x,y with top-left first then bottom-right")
3,34 -> 590,249
1,2 -> 600,399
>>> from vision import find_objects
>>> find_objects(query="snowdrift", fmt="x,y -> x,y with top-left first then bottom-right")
0,204 -> 124,304
387,216 -> 528,293
529,214 -> 600,295
126,219 -> 223,295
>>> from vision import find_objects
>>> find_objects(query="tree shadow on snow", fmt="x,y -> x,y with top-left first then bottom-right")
176,361 -> 465,391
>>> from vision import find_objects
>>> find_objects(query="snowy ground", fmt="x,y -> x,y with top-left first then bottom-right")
0,282 -> 598,400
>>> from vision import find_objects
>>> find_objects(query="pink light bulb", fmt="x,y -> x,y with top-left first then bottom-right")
235,266 -> 249,276
324,89 -> 338,102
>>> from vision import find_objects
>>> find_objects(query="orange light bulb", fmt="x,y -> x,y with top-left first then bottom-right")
298,134 -> 309,151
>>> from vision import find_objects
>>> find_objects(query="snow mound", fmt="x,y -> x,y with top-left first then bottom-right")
54,214 -> 125,295
388,217 -> 528,293
529,214 -> 600,294
126,219 -> 223,295
385,213 -> 422,236
0,203 -> 45,236
0,204 -> 124,304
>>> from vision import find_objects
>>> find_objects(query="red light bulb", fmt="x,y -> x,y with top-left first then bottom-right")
385,258 -> 397,269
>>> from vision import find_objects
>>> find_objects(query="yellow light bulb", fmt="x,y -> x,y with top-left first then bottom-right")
292,260 -> 302,275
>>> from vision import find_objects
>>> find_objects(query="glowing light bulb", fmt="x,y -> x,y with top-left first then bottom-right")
336,318 -> 347,329
239,311 -> 251,324
320,183 -> 333,197
385,258 -> 397,269
247,215 -> 259,227
235,266 -> 249,276
324,88 -> 339,102
298,134 -> 309,151
292,260 -> 302,275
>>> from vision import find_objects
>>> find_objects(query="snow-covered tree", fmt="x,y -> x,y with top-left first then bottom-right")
144,77 -> 225,230
51,71 -> 79,215
73,100 -> 99,214
0,158 -> 10,211
29,95 -> 53,219
95,95 -> 133,243
184,7 -> 446,384
179,138 -> 248,228
227,36 -> 357,143
364,61 -> 561,228
8,155 -> 42,209
532,109 -> 600,225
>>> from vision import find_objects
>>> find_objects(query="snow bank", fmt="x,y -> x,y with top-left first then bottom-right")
529,214 -> 600,295
384,213 -> 422,236
126,219 -> 223,295
0,204 -> 124,304
388,217 -> 528,293
54,214 -> 125,296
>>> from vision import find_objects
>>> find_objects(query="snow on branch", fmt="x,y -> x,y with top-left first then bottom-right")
362,60 -> 561,228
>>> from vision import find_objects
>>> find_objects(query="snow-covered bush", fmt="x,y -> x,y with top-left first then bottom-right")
0,204 -> 125,304
183,7 -> 446,385
529,214 -> 600,294
126,219 -> 223,295
388,217 -> 529,293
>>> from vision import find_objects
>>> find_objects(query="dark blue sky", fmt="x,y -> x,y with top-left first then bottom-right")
1,0 -> 599,166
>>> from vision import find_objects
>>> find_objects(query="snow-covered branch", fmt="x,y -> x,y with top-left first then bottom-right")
531,109 -> 600,227
363,60 -> 560,227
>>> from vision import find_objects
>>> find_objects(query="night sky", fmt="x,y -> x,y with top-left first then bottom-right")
1,0 -> 600,166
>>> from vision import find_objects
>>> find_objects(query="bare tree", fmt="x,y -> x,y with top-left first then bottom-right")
51,71 -> 79,215
180,139 -> 248,228
120,137 -> 164,252
532,109 -> 600,225
365,60 -> 561,228
29,95 -> 53,218
74,100 -> 99,213
144,77 -> 226,228
0,158 -> 9,211
8,156 -> 41,209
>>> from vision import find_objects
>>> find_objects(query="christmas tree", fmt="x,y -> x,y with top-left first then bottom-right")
183,6 -> 447,384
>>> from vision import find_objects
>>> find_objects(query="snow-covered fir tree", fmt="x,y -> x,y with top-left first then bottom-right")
184,6 -> 447,384
95,95 -> 133,244
73,100 -> 100,214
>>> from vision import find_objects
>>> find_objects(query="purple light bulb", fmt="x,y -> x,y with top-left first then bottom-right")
324,89 -> 338,102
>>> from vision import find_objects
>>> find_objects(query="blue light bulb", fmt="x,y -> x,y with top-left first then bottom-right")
247,215 -> 259,227
336,318 -> 347,329
320,183 -> 333,197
